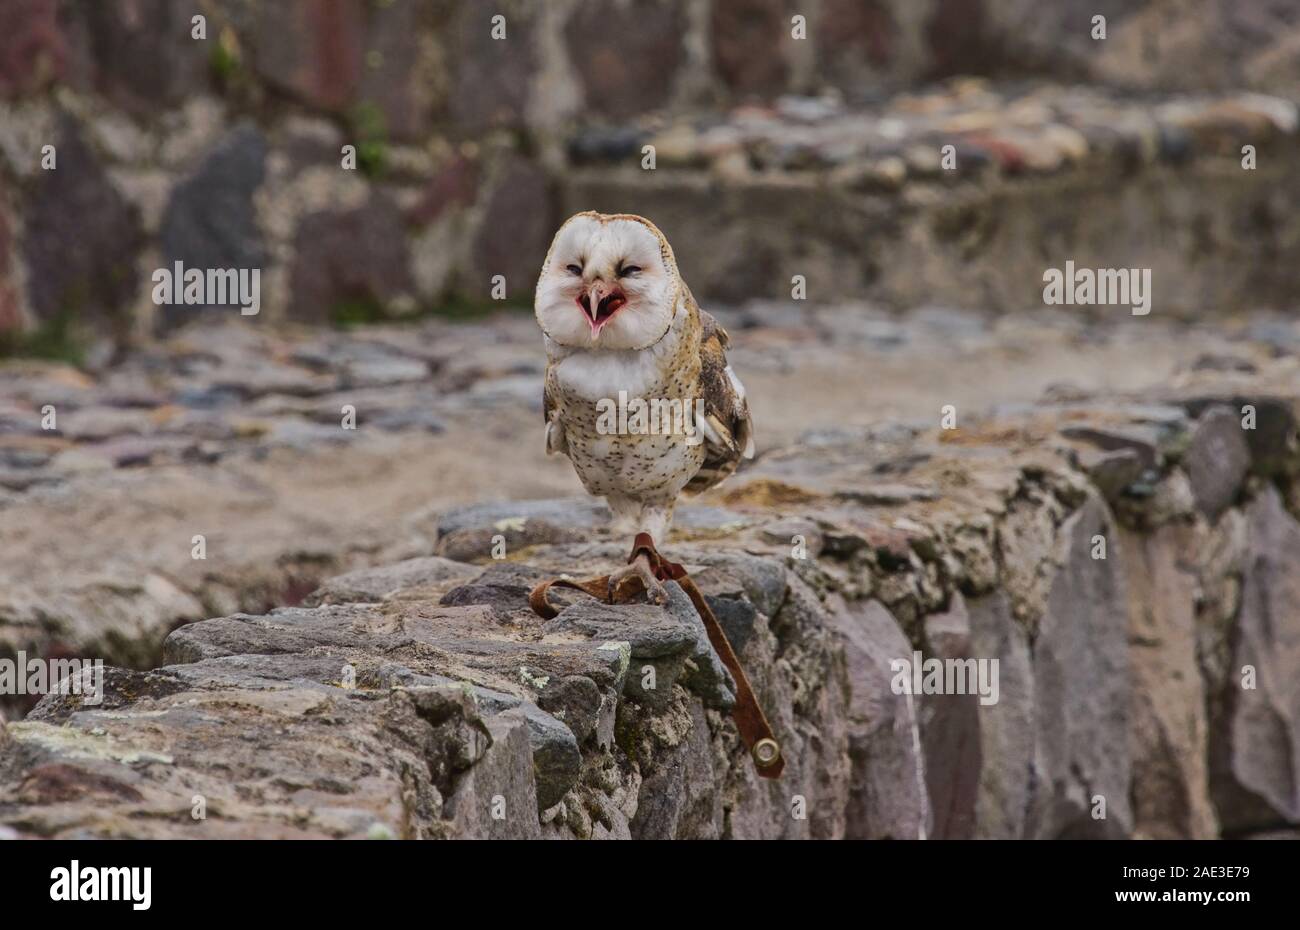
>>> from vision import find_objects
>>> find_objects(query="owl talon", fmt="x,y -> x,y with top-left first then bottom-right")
606,553 -> 667,606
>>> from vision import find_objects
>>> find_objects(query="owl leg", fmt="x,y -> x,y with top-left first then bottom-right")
606,552 -> 668,605
604,497 -> 673,604
607,495 -> 674,542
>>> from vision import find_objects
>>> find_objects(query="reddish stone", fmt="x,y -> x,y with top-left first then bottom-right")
960,133 -> 1027,175
356,0 -> 431,141
289,193 -> 413,322
818,0 -> 895,73
471,157 -> 554,300
711,0 -> 790,97
254,0 -> 434,139
21,118 -> 142,338
0,0 -> 64,98
445,3 -> 538,134
564,0 -> 685,118
254,0 -> 365,112
61,0 -> 209,114
925,0 -> 1000,80
920,597 -> 981,840
0,194 -> 21,334
409,155 -> 480,226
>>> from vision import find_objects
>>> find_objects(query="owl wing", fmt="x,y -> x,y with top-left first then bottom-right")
686,308 -> 755,494
542,364 -> 567,456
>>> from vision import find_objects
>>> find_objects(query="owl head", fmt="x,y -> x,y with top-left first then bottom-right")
535,212 -> 681,351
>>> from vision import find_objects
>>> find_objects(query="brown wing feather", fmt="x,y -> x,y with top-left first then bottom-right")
542,364 -> 566,456
686,307 -> 754,494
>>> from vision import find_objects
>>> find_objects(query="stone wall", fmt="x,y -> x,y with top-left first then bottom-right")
2,0 -> 1299,347
4,1 -> 1298,842
2,346 -> 1297,839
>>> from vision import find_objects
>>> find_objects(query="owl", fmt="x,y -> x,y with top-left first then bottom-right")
535,211 -> 754,601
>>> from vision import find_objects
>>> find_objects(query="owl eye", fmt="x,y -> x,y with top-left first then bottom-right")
618,265 -> 642,278
565,264 -> 582,276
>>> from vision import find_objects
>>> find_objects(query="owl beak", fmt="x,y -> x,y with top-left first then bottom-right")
578,281 -> 627,335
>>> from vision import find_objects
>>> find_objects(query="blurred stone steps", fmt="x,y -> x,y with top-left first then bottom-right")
563,85 -> 1300,314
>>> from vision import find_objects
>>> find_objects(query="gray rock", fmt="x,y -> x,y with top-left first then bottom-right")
20,117 -> 141,338
1077,446 -> 1146,501
630,698 -> 723,839
968,592 -> 1035,839
919,594 -> 980,839
1240,399 -> 1297,476
307,556 -> 479,606
834,484 -> 939,506
1210,486 -> 1300,831
1029,494 -> 1133,839
826,599 -> 930,839
5,670 -> 487,839
1059,423 -> 1162,470
674,549 -> 789,620
535,675 -> 606,744
546,599 -> 697,661
760,517 -> 824,557
662,583 -> 736,710
162,599 -> 590,812
495,706 -> 580,811
378,667 -> 588,812
1120,525 -> 1218,839
705,593 -> 760,659
6,308 -> 1300,841
433,498 -> 610,562
263,418 -> 351,449
339,356 -> 430,390
1183,406 -> 1251,521
545,600 -> 697,711
438,562 -> 547,619
1183,395 -> 1296,477
158,125 -> 267,331
355,0 -> 434,141
445,714 -> 541,839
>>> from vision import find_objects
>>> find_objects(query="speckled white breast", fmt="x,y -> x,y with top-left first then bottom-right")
549,317 -> 705,505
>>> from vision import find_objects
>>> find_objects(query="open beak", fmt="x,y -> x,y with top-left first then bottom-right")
576,281 -> 627,335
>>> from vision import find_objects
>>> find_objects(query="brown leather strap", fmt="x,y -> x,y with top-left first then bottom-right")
528,576 -> 610,620
673,573 -> 783,777
527,537 -> 784,778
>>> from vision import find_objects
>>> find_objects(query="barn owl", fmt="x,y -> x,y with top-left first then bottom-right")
535,211 -> 755,601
